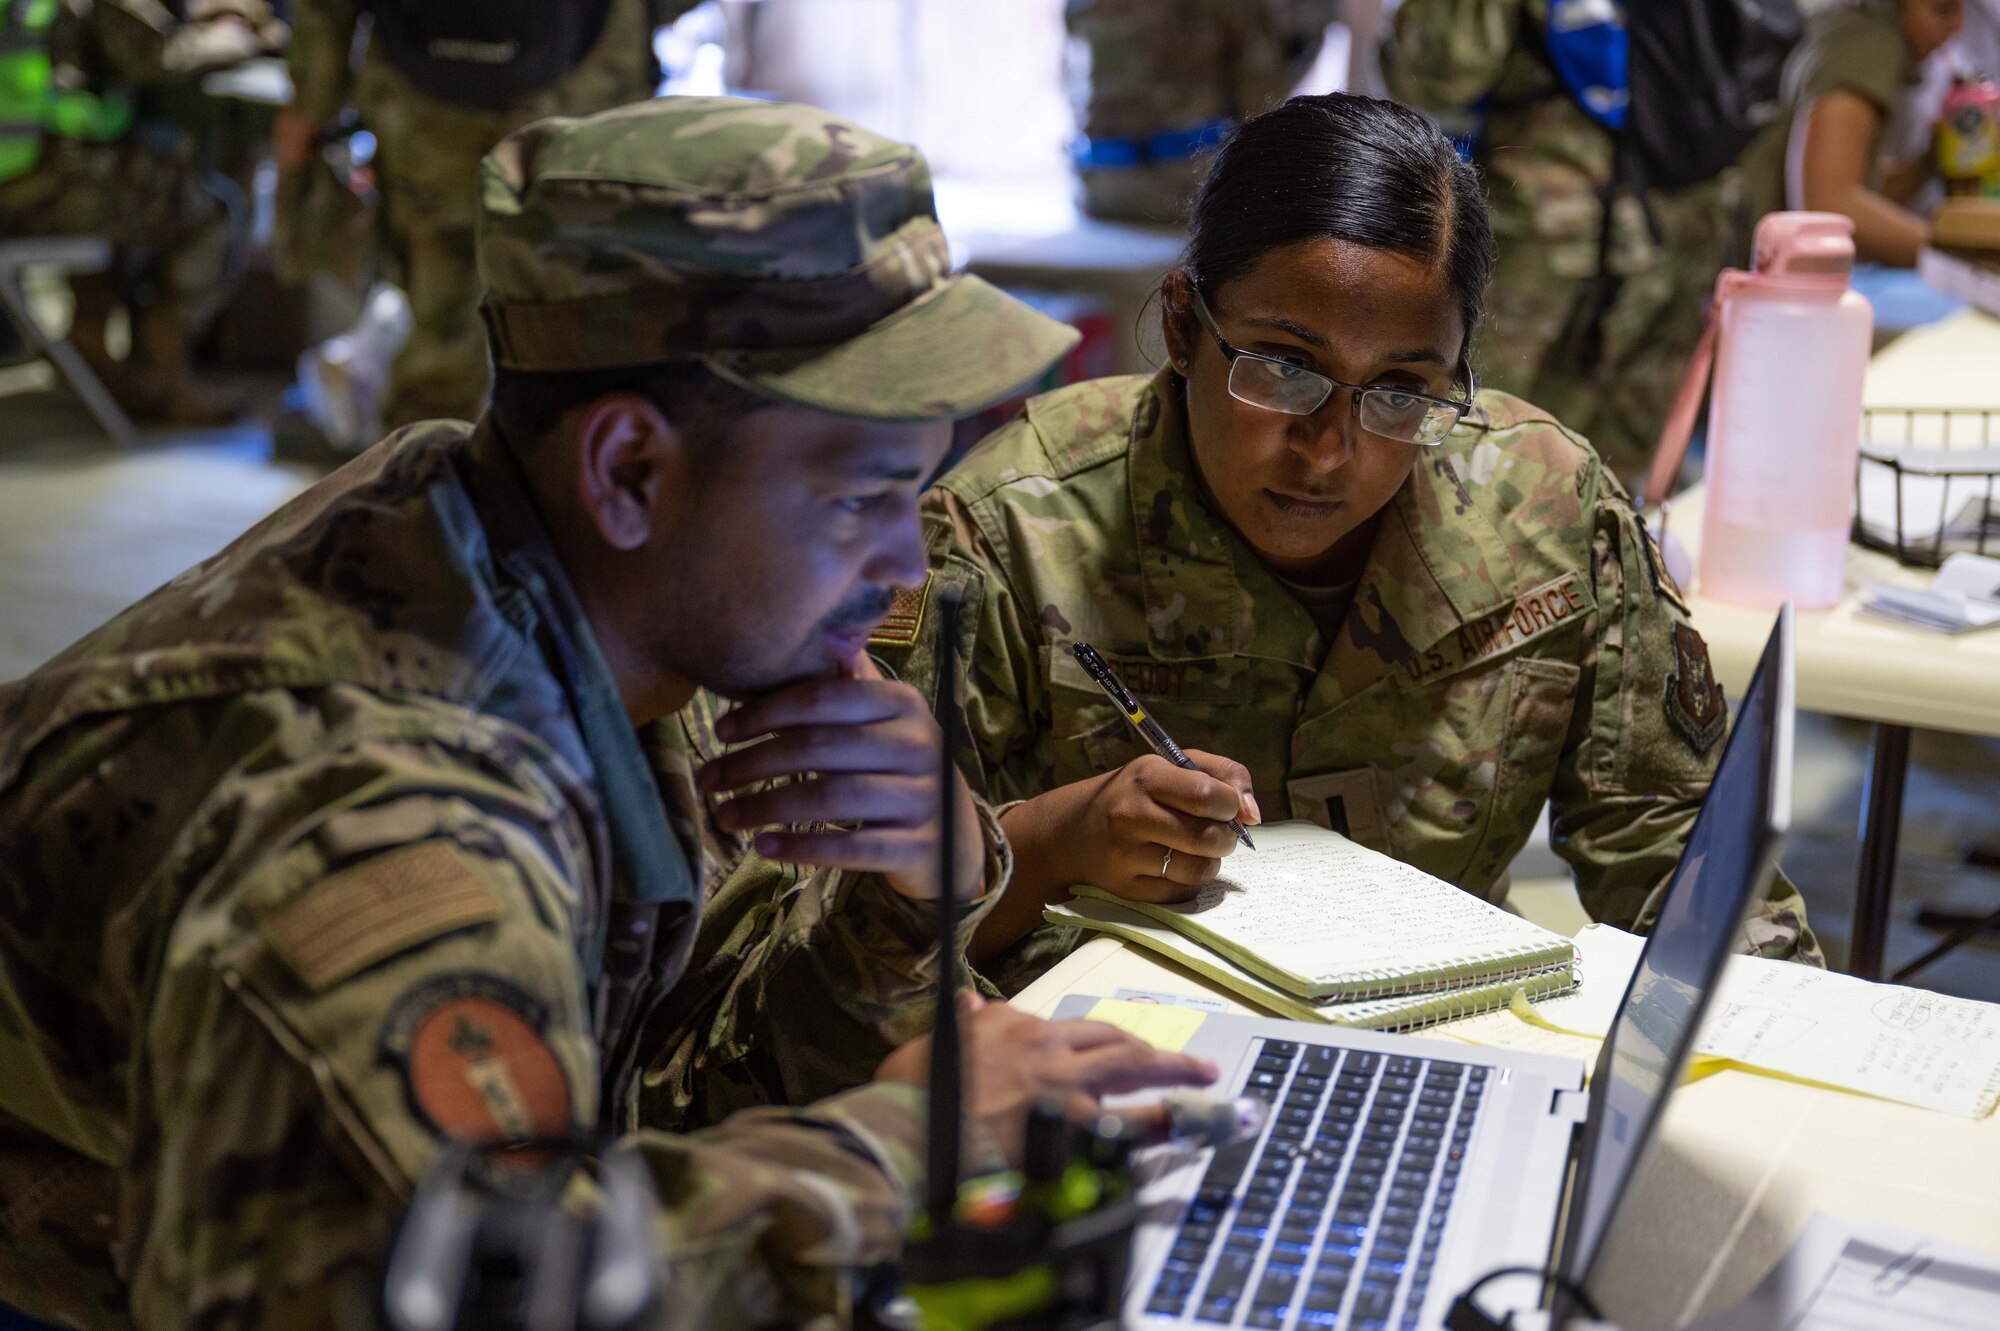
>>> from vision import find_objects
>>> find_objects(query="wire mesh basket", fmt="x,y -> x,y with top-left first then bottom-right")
1854,406 -> 2000,568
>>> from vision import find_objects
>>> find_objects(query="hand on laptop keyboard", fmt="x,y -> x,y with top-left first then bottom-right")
876,992 -> 1219,1166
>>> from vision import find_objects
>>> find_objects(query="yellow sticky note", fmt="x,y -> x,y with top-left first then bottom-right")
1085,997 -> 1206,1052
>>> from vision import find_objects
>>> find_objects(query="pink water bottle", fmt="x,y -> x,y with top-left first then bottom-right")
1698,213 -> 1873,609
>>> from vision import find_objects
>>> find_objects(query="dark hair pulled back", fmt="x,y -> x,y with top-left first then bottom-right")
1182,93 -> 1495,382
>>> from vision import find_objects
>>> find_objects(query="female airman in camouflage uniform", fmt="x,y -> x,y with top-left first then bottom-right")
874,95 -> 1822,993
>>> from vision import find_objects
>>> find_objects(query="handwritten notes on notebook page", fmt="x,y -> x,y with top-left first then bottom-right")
1075,820 -> 1570,997
1518,924 -> 2000,1117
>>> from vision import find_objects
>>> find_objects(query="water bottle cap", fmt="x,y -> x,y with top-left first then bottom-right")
1752,212 -> 1855,286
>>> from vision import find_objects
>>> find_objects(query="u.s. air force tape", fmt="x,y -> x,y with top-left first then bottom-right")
1398,573 -> 1588,688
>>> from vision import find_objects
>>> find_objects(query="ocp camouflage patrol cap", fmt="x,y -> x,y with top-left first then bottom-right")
477,96 -> 1079,422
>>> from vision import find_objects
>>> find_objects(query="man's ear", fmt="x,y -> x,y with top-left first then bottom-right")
573,391 -> 680,552
1160,269 -> 1196,374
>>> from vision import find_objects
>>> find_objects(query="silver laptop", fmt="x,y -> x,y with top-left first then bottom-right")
1055,605 -> 1797,1331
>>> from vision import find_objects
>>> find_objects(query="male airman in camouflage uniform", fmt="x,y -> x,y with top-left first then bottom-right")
0,98 -> 1214,1329
1065,0 -> 1340,225
0,0 -> 285,424
874,372 -> 1822,994
1383,0 -> 1736,485
278,0 -> 671,428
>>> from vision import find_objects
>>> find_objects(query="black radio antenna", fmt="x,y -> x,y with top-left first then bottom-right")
924,588 -> 966,1238
886,589 -> 1148,1329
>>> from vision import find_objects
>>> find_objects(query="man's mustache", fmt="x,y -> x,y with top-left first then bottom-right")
824,586 -> 895,632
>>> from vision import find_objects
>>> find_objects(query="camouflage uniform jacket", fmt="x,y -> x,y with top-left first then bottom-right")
34,0 -> 282,93
0,419 -> 1001,1329
1384,0 -> 1737,481
877,373 -> 1822,992
1738,0 -> 1918,226
288,0 -> 664,210
1064,0 -> 1338,225
1385,0 -> 1732,282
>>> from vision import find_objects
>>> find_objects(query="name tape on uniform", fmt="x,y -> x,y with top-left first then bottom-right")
1103,658 -> 1197,699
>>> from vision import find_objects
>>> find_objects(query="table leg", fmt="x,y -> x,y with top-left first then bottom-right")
1849,723 -> 1912,981
0,267 -> 136,451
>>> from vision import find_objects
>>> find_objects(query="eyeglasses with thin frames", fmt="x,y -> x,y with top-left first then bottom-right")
1186,284 -> 1473,446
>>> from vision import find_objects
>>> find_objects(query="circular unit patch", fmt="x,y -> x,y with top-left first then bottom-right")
381,974 -> 573,1147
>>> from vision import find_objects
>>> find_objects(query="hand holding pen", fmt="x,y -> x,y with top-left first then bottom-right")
1073,641 -> 1256,852
974,640 -> 1261,943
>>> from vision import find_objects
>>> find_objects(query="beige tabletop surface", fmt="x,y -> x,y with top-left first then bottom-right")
1863,307 -> 2000,407
1663,488 -> 2000,736
1015,937 -> 2000,1329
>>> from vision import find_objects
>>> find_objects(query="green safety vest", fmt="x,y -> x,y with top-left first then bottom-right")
0,0 -> 133,183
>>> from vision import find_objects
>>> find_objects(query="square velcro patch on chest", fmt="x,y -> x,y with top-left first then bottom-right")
263,840 -> 506,991
868,570 -> 931,648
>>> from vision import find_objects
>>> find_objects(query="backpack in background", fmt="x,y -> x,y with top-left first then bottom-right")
356,0 -> 619,111
1544,0 -> 1803,190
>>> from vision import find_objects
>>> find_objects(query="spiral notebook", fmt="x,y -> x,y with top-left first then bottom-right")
1058,820 -> 1577,1002
1047,895 -> 1577,1031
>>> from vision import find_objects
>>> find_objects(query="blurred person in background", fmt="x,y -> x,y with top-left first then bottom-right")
1384,0 -> 1796,486
0,0 -> 285,426
1740,0 -> 1969,267
1884,0 -> 2000,166
1065,0 -> 1339,226
275,0 -> 678,429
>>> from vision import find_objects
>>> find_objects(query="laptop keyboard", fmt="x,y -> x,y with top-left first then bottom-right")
1145,1038 -> 1487,1330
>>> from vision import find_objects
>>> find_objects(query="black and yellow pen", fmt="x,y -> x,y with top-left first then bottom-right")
1071,640 -> 1256,851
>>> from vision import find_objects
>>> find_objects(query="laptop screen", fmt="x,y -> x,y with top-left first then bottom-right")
1562,606 -> 1795,1287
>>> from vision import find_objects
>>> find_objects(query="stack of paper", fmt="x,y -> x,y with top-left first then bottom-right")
1860,552 -> 2000,633
1693,1210 -> 2000,1330
1919,243 -> 2000,319
1514,924 -> 2000,1118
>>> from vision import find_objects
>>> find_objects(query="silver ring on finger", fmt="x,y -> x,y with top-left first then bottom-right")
1161,847 -> 1174,877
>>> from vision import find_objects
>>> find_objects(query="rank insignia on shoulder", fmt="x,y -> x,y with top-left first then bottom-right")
380,973 -> 573,1148
1640,520 -> 1690,616
868,571 -> 931,648
1664,621 -> 1727,755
